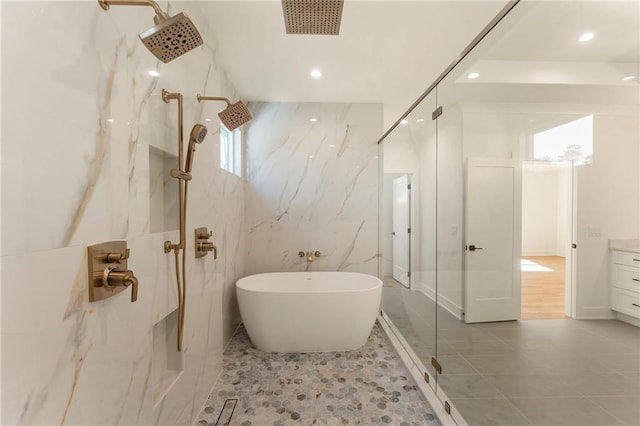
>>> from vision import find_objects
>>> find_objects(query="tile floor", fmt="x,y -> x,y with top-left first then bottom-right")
195,322 -> 442,426
382,283 -> 640,425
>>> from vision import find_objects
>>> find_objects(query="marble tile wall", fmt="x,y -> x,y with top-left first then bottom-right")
244,102 -> 382,276
1,1 -> 246,424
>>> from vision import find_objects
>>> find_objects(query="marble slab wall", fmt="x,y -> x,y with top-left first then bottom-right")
244,103 -> 382,275
1,2 -> 245,424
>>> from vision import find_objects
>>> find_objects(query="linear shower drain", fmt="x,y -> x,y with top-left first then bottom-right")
214,398 -> 238,426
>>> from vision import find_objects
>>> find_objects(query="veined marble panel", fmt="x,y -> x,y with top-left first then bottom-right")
1,1 -> 245,425
245,103 -> 382,276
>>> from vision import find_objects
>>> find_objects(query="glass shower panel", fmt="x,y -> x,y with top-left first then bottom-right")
434,1 -> 639,424
381,90 -> 438,390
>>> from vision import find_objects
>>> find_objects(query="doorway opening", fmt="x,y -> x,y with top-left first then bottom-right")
521,115 -> 593,319
382,173 -> 411,289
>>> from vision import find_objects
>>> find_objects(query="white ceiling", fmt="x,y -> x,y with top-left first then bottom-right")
197,0 -> 511,106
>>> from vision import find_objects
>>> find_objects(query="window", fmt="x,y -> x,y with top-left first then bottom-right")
220,125 -> 242,176
532,115 -> 593,165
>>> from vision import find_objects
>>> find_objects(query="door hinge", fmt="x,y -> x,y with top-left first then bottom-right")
407,271 -> 411,278
572,243 -> 577,249
424,372 -> 430,384
407,228 -> 411,234
432,106 -> 443,120
431,357 -> 442,374
407,184 -> 412,190
444,401 -> 451,415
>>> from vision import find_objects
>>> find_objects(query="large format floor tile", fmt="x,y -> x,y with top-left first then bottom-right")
383,285 -> 640,426
589,396 -> 640,426
451,398 -> 532,426
196,323 -> 441,426
510,396 -> 624,426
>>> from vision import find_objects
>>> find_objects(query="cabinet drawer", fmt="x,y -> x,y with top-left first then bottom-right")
611,250 -> 640,268
611,288 -> 640,319
611,264 -> 640,292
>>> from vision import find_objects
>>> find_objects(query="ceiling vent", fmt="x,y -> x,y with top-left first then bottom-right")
282,0 -> 344,35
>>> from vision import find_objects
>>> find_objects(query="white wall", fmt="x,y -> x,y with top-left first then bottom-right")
1,2 -> 245,424
575,113 -> 640,318
522,167 -> 560,256
244,102 -> 381,275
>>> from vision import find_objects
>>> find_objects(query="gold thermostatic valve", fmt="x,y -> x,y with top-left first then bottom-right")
88,241 -> 138,302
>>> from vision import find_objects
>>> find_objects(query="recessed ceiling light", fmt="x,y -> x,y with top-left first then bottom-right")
400,119 -> 408,125
205,118 -> 212,122
107,118 -> 114,123
148,70 -> 160,77
622,75 -> 636,81
416,118 -> 425,123
309,155 -> 314,159
310,118 -> 318,122
329,144 -> 336,148
578,32 -> 594,42
467,72 -> 480,79
310,69 -> 322,79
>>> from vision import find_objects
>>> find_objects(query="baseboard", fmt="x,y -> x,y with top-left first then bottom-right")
416,287 -> 463,320
575,306 -> 617,319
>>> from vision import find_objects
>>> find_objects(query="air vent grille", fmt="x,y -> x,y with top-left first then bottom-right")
282,0 -> 344,35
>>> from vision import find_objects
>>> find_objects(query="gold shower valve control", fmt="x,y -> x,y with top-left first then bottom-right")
88,241 -> 138,303
195,227 -> 217,259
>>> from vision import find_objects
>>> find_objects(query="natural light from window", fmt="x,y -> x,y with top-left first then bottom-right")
533,115 -> 593,164
220,125 -> 242,177
521,259 -> 553,272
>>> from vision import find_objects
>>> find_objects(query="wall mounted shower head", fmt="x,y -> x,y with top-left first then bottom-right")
98,0 -> 203,63
197,94 -> 253,131
185,124 -> 208,174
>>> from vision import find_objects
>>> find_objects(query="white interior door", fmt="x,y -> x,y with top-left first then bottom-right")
393,175 -> 411,287
464,158 -> 521,323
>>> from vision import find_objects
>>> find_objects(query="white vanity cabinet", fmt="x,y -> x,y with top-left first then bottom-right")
610,249 -> 640,324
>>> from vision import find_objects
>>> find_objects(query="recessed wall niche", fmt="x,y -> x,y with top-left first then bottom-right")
149,145 -> 178,233
151,309 -> 184,407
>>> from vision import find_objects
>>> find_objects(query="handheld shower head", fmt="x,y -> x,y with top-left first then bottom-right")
185,124 -> 208,174
197,94 -> 253,131
98,0 -> 203,63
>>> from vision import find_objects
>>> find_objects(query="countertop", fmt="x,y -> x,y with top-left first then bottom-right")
609,239 -> 640,253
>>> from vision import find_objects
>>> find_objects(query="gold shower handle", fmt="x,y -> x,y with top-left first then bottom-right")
197,242 -> 217,259
106,269 -> 139,302
97,248 -> 130,264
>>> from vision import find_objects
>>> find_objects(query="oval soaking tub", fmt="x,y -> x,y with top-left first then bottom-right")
236,272 -> 382,353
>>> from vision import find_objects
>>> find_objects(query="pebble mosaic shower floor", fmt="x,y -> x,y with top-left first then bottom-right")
195,322 -> 441,426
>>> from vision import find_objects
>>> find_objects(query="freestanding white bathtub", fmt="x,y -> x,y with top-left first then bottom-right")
236,272 -> 382,353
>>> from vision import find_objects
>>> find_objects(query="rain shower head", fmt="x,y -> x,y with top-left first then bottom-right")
98,0 -> 203,63
197,94 -> 253,131
185,124 -> 208,174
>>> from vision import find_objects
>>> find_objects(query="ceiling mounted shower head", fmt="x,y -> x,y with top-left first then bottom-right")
281,0 -> 344,35
197,94 -> 253,131
98,0 -> 203,63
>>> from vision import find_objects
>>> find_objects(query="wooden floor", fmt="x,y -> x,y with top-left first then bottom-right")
521,256 -> 567,319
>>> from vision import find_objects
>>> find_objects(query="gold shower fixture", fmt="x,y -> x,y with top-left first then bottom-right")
98,0 -> 203,63
197,94 -> 253,131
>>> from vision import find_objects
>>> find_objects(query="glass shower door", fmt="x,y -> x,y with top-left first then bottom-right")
380,90 -> 439,391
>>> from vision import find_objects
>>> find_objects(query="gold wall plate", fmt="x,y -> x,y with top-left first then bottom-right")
87,240 -> 129,302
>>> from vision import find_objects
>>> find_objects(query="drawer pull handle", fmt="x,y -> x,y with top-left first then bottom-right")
633,303 -> 640,308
